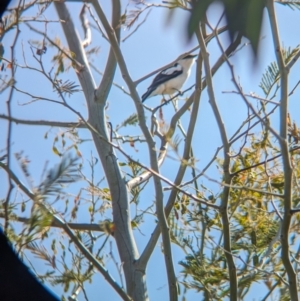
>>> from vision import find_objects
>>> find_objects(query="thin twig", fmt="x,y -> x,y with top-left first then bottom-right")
0,162 -> 133,301
133,26 -> 227,86
4,0 -> 22,233
0,114 -> 86,128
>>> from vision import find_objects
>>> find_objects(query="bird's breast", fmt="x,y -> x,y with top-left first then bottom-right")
161,73 -> 187,94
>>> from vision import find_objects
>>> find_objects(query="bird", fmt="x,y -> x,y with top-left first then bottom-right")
141,54 -> 197,103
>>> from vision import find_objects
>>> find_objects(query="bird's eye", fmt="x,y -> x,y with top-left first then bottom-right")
174,63 -> 178,67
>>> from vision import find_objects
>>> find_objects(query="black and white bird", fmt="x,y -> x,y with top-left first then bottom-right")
141,54 -> 197,103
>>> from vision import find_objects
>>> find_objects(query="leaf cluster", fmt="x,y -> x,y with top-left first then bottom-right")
187,0 -> 265,56
171,130 -> 300,299
260,45 -> 300,96
36,155 -> 81,199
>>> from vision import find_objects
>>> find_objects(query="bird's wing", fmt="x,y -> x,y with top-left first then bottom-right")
150,63 -> 183,88
141,64 -> 183,102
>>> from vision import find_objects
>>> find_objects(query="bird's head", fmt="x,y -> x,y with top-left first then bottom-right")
178,54 -> 197,70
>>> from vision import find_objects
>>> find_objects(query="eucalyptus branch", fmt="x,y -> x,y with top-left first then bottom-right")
0,213 -> 109,232
80,5 -> 92,48
93,3 -> 178,299
0,162 -> 132,301
0,114 -> 86,128
90,63 -> 131,96
4,0 -> 22,233
85,4 -> 108,41
126,137 -> 168,189
138,23 -> 243,271
267,1 -> 297,300
92,0 -> 120,102
53,2 -> 144,300
197,25 -> 237,301
223,90 -> 280,105
106,139 -> 219,208
138,52 -> 203,269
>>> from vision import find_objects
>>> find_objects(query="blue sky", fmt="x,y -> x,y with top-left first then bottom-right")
1,1 -> 300,300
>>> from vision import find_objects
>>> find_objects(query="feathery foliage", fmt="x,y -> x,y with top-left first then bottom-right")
36,155 -> 81,198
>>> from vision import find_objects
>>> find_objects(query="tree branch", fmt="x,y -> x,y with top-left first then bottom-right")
54,2 -> 144,300
0,213 -> 107,232
267,1 -> 298,300
93,0 -> 120,102
4,0 -> 21,232
197,24 -> 237,300
0,161 -> 133,301
0,114 -> 86,128
138,29 -> 243,271
93,2 -> 179,300
133,26 -> 227,86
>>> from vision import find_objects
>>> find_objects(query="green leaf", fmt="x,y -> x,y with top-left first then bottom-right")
52,146 -> 61,156
259,46 -> 300,95
188,0 -> 213,38
188,0 -> 266,56
277,0 -> 300,10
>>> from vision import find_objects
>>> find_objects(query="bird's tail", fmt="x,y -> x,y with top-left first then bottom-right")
141,88 -> 154,103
